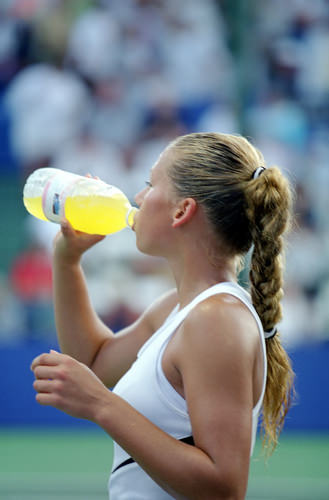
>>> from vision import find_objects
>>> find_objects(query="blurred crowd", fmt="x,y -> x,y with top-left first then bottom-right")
0,0 -> 328,347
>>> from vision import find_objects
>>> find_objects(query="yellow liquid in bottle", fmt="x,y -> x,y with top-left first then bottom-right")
64,192 -> 133,235
23,196 -> 48,221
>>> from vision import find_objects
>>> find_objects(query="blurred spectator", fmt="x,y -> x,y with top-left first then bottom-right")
80,229 -> 173,331
280,282 -> 320,347
315,275 -> 329,341
89,78 -> 144,149
196,100 -> 240,135
66,7 -> 120,82
0,0 -> 329,347
52,128 -> 128,190
0,273 -> 26,342
9,241 -> 54,339
0,7 -> 31,91
5,63 -> 90,173
285,200 -> 326,302
246,93 -> 309,150
304,131 -> 329,231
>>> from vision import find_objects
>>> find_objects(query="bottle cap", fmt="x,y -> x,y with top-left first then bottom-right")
126,207 -> 138,229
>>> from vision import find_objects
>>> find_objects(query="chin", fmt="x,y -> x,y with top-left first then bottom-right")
136,243 -> 157,256
135,238 -> 163,258
135,236 -> 151,255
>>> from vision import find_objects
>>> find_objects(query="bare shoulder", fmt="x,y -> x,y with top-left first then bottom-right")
143,287 -> 178,333
178,293 -> 259,358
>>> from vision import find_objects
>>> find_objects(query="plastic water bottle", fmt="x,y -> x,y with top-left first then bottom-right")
23,168 -> 137,235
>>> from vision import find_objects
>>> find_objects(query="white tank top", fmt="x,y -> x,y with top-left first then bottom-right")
108,282 -> 267,499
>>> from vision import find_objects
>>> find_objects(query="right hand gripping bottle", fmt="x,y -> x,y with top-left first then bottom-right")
23,168 -> 137,235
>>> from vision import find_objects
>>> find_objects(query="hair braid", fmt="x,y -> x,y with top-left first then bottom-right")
245,166 -> 295,454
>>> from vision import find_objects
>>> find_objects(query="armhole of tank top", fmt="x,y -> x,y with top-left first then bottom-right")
155,334 -> 190,417
137,304 -> 180,358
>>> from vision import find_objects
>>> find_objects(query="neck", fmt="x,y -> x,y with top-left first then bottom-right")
167,238 -> 237,309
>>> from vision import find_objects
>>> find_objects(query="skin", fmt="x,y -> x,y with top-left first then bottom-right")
31,148 -> 264,500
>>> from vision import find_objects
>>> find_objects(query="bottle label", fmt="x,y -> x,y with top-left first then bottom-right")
42,171 -> 80,223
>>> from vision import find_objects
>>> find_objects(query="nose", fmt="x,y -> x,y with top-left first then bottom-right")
134,186 -> 147,207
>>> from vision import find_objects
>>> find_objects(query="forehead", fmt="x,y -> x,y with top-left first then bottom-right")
151,147 -> 174,179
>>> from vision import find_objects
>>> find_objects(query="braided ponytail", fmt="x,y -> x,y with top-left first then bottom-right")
168,132 -> 295,454
245,167 -> 295,454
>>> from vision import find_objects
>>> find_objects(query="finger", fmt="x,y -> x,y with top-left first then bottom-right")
35,392 -> 59,406
61,219 -> 88,238
33,379 -> 54,393
60,219 -> 76,236
30,352 -> 60,371
60,219 -> 95,238
85,172 -> 101,181
89,233 -> 106,242
33,365 -> 57,380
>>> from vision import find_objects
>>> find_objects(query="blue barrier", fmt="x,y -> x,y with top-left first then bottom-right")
284,341 -> 329,431
1,340 -> 328,430
0,340 -> 95,428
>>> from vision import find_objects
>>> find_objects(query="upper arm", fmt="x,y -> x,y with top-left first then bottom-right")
91,288 -> 178,388
176,296 -> 258,497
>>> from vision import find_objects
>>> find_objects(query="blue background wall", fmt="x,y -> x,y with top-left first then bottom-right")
1,341 -> 328,431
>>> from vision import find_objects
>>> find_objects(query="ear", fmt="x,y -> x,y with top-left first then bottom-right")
172,198 -> 197,228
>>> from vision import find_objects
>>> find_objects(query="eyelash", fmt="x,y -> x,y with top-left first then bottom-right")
145,181 -> 152,187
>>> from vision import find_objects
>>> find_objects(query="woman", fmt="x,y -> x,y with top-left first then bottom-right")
31,133 -> 294,500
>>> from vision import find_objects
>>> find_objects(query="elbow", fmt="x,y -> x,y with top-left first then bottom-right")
213,477 -> 246,500
193,473 -> 246,500
209,459 -> 248,500
202,490 -> 244,500
171,475 -> 244,500
205,488 -> 244,500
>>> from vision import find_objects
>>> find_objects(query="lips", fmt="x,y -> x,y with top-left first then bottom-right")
131,212 -> 138,231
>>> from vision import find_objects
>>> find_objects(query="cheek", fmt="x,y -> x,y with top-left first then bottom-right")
143,192 -> 168,217
135,205 -> 173,255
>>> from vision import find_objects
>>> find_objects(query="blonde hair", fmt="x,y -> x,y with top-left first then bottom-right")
168,132 -> 294,454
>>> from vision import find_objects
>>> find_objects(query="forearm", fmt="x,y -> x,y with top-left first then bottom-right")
95,393 -> 241,500
53,257 -> 113,366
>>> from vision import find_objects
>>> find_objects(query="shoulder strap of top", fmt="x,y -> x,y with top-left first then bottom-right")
160,282 -> 247,340
177,282 -> 251,319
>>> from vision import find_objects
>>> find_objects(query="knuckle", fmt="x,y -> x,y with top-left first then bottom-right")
39,353 -> 48,364
62,355 -> 71,365
40,352 -> 52,365
63,356 -> 75,369
54,380 -> 64,393
57,368 -> 68,381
